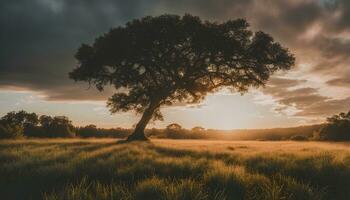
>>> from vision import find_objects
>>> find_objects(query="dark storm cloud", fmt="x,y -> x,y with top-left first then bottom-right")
1,0 -> 350,117
0,0 -> 256,101
325,0 -> 350,32
0,0 -> 154,100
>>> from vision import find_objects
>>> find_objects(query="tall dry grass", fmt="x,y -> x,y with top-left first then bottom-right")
0,139 -> 349,199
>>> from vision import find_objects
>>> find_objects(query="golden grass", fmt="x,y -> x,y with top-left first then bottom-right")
153,139 -> 350,153
0,139 -> 349,200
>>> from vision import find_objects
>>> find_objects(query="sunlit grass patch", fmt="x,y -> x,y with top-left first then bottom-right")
43,177 -> 132,200
203,162 -> 247,199
0,139 -> 349,199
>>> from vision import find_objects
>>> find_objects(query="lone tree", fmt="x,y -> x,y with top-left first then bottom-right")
70,14 -> 294,141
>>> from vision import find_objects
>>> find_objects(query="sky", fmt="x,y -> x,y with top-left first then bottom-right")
1,0 -> 350,129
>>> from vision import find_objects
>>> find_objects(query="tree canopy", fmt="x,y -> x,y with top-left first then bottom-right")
166,123 -> 183,130
70,14 -> 295,140
319,111 -> 350,141
0,111 -> 75,139
1,110 -> 39,127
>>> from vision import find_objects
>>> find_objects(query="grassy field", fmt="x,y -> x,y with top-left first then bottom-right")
1,139 -> 350,200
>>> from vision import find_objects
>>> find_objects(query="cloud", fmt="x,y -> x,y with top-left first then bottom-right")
295,97 -> 350,117
326,77 -> 350,87
1,0 -> 350,119
0,0 -> 150,101
262,76 -> 350,119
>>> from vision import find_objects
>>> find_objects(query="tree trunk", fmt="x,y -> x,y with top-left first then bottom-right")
126,101 -> 159,141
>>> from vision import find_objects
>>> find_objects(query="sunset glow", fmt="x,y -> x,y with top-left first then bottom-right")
1,0 -> 350,129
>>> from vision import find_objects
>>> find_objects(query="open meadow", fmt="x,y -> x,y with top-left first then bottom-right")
1,139 -> 350,200
3,1 -> 350,200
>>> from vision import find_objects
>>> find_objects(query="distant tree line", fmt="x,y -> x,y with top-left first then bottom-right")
0,111 -> 75,138
76,124 -> 129,138
1,110 -> 350,141
0,110 -> 132,139
314,111 -> 350,141
0,112 -> 204,139
147,123 -> 207,139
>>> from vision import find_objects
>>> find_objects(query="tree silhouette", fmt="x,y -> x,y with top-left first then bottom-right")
319,111 -> 350,141
1,110 -> 39,127
0,110 -> 39,137
70,14 -> 295,141
166,123 -> 182,130
192,126 -> 205,132
77,124 -> 98,138
39,115 -> 75,138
